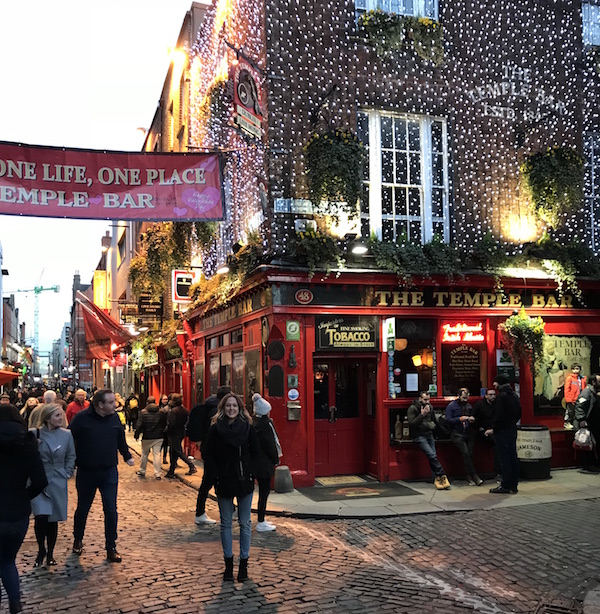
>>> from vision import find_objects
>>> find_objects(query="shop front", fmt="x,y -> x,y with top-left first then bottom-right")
183,267 -> 600,487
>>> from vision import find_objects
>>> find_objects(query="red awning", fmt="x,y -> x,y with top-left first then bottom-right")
76,292 -> 134,360
0,369 -> 19,386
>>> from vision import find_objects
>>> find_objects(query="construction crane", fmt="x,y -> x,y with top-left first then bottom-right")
8,285 -> 60,365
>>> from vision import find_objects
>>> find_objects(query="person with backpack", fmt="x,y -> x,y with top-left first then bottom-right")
489,374 -> 521,494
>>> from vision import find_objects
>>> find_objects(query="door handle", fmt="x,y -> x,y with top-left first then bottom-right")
329,406 -> 337,423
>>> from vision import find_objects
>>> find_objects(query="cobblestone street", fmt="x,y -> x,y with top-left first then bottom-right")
13,461 -> 600,613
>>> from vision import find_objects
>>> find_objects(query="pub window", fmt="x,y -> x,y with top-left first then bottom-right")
219,333 -> 230,347
208,336 -> 218,350
220,351 -> 232,388
357,109 -> 449,244
232,351 -> 244,394
533,334 -> 600,416
231,328 -> 243,344
583,3 -> 600,46
440,321 -> 487,396
389,319 -> 436,398
355,0 -> 437,20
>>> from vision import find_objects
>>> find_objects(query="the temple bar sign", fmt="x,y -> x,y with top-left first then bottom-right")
373,290 -> 574,309
0,141 -> 224,221
316,316 -> 379,351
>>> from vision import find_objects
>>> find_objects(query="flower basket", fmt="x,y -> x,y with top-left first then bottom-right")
520,146 -> 584,229
357,11 -> 444,66
303,129 -> 364,217
498,308 -> 546,377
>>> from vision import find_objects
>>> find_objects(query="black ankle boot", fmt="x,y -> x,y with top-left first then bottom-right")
34,549 -> 46,567
237,557 -> 249,582
223,556 -> 234,581
9,600 -> 23,614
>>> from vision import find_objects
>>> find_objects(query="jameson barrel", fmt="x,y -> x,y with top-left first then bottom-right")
516,425 -> 552,480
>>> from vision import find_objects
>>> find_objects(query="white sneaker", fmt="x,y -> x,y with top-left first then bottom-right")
256,520 -> 276,532
195,513 -> 217,525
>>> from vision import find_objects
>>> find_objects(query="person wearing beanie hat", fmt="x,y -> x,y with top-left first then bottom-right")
489,375 -> 521,494
30,403 -> 75,568
252,393 -> 281,533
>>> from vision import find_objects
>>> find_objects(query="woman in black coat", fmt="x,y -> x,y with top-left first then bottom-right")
251,393 -> 281,532
0,404 -> 47,614
204,392 -> 259,583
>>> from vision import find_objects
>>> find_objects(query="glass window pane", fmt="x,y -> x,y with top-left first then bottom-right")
382,219 -> 394,241
382,150 -> 394,183
409,152 -> 421,184
357,112 -> 369,144
382,186 -> 393,214
395,152 -> 408,184
394,118 -> 407,150
361,217 -> 370,237
395,188 -> 407,217
409,220 -> 422,242
408,121 -> 420,150
313,364 -> 329,419
408,187 -> 421,216
432,153 -> 444,186
431,121 -> 443,152
335,363 -> 359,419
361,184 -> 370,214
381,116 -> 393,148
432,221 -> 445,236
431,188 -> 443,217
395,220 -> 407,240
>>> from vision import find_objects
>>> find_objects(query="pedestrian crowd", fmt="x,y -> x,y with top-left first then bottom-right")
0,383 -> 283,610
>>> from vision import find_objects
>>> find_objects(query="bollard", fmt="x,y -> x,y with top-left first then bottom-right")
274,465 -> 294,493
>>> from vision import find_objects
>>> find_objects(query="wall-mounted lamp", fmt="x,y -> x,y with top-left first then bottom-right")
412,349 -> 433,368
216,262 -> 230,275
344,232 -> 369,256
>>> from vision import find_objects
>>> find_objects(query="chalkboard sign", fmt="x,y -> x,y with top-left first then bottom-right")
442,343 -> 482,396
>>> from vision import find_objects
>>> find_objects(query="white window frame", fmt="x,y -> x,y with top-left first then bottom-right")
358,109 -> 450,244
355,0 -> 438,20
583,3 -> 600,46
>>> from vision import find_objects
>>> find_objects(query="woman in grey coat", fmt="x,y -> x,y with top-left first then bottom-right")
30,404 -> 76,567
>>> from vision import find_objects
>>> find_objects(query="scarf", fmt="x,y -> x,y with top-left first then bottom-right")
216,415 -> 250,447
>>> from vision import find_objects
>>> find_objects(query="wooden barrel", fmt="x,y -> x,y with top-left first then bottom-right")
516,425 -> 552,480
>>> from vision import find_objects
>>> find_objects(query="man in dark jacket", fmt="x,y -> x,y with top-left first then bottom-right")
473,388 -> 500,478
489,374 -> 521,494
574,374 -> 600,471
69,389 -> 134,562
407,391 -> 450,490
134,396 -> 167,480
165,393 -> 197,479
190,386 -> 231,524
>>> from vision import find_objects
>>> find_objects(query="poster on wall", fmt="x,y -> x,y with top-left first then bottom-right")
534,335 -> 593,416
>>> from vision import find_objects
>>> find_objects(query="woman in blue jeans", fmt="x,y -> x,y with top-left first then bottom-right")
0,404 -> 47,613
204,392 -> 259,582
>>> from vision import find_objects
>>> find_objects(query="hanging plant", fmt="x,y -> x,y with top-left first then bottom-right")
303,128 -> 364,217
294,229 -> 344,279
498,307 -> 546,377
520,146 -> 584,229
358,11 -> 444,66
368,235 -> 429,286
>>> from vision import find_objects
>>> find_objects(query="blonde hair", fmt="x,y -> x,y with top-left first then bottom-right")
41,403 -> 63,426
211,392 -> 252,425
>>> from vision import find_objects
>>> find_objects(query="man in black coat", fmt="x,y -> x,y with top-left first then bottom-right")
165,393 -> 197,479
190,386 -> 231,524
473,388 -> 500,478
134,396 -> 167,480
69,389 -> 134,562
489,375 -> 521,495
574,374 -> 600,472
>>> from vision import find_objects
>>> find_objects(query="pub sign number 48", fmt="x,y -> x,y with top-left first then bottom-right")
172,269 -> 198,303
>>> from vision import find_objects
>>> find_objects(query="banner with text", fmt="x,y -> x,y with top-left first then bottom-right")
0,142 -> 224,221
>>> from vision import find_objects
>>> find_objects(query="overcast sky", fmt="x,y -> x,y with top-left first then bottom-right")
0,0 -> 203,356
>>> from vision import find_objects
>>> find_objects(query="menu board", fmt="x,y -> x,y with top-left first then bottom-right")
443,344 -> 481,395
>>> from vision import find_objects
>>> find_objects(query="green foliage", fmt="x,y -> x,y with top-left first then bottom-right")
294,229 -> 345,279
358,10 -> 444,66
303,129 -> 364,217
129,336 -> 158,371
499,307 -> 546,378
128,222 -> 192,299
368,234 -> 460,286
194,222 -> 219,249
520,146 -> 585,229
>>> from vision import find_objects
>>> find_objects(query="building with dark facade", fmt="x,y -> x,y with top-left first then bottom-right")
145,1 -> 600,485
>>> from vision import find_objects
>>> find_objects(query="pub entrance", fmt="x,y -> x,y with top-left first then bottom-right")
313,358 -> 375,476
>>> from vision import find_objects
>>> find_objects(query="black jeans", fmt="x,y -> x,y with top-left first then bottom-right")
74,467 -> 119,551
168,436 -> 193,474
0,517 -> 28,603
450,430 -> 476,476
195,454 -> 215,516
495,428 -> 519,491
256,477 -> 271,522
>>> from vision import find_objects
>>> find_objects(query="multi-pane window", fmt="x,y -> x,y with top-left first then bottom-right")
357,110 -> 449,243
355,0 -> 437,20
583,3 -> 600,46
584,133 -> 600,251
